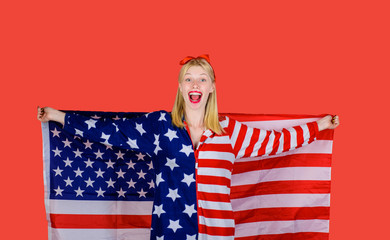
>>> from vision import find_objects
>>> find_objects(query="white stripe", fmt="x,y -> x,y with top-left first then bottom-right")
219,118 -> 229,128
49,200 -> 153,215
235,219 -> 329,237
236,127 -> 253,159
289,127 -> 298,151
231,193 -> 330,211
230,120 -> 241,149
198,183 -> 230,194
276,129 -> 284,154
198,167 -> 232,178
235,140 -> 333,163
198,151 -> 235,161
198,200 -> 232,211
42,122 -> 52,240
231,167 -> 331,186
206,135 -> 230,144
199,233 -> 234,240
199,216 -> 235,227
250,129 -> 267,157
242,117 -> 320,130
49,227 -> 150,240
301,123 -> 310,142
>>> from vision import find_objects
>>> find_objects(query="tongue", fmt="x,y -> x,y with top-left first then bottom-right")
191,95 -> 201,101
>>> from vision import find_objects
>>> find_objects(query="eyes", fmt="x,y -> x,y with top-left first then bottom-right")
184,78 -> 207,83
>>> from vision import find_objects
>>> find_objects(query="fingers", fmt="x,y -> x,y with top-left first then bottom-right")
331,115 -> 340,128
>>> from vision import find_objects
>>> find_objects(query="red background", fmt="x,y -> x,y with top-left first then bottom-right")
1,1 -> 389,239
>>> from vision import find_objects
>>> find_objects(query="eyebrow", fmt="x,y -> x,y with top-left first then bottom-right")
184,73 -> 208,76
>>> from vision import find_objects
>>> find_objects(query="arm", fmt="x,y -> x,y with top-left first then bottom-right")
37,106 -> 163,156
228,115 -> 339,159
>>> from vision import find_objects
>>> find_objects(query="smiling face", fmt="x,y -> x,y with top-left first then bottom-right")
179,65 -> 215,111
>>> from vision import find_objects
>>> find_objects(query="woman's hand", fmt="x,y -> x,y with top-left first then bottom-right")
317,115 -> 340,131
37,106 -> 66,125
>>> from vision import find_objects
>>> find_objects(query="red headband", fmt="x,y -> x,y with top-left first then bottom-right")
179,54 -> 211,65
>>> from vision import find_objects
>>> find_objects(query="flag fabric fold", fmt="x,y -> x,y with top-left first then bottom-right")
41,111 -> 333,240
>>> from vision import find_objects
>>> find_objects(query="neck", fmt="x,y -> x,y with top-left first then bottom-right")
185,107 -> 205,129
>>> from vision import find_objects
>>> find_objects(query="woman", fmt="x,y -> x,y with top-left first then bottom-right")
38,55 -> 340,240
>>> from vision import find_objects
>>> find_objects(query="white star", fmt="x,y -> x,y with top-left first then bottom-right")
137,188 -> 147,198
136,152 -> 145,161
75,187 -> 84,197
51,128 -> 61,137
148,180 -> 155,189
75,128 -> 84,137
136,123 -> 146,135
158,112 -> 167,121
96,188 -> 105,197
147,161 -> 154,170
167,219 -> 182,233
182,173 -> 195,187
112,115 -> 121,120
91,114 -> 101,119
63,157 -> 73,167
85,177 -> 95,188
117,188 -> 126,198
106,178 -> 116,188
53,166 -> 63,176
137,169 -> 146,179
154,134 -> 162,155
101,133 -> 111,145
105,159 -> 115,169
180,144 -> 193,157
73,148 -> 83,158
153,204 -> 166,217
112,123 -> 119,132
126,160 -> 136,169
164,129 -> 178,141
94,149 -> 104,159
115,150 -> 125,160
165,158 -> 179,171
84,158 -> 94,168
83,140 -> 93,149
127,137 -> 139,149
127,179 -> 136,188
52,147 -> 62,157
95,168 -> 105,178
156,236 -> 164,240
116,169 -> 126,179
54,186 -> 64,196
85,119 -> 97,130
186,234 -> 197,240
64,177 -> 74,187
74,167 -> 84,177
167,188 -> 181,202
62,138 -> 72,148
183,204 -> 197,217
156,173 -> 165,186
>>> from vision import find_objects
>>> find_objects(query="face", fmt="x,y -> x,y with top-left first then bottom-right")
179,65 -> 215,111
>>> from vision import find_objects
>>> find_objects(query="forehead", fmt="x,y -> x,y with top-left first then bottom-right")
185,65 -> 209,76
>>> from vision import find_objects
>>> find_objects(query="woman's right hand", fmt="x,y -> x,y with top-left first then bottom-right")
37,106 -> 65,125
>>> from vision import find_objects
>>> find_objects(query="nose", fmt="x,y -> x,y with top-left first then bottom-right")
192,80 -> 199,88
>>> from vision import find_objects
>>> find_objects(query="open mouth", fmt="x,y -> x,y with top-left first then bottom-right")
189,91 -> 202,103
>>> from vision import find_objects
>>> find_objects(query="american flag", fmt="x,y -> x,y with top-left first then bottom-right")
41,111 -> 333,240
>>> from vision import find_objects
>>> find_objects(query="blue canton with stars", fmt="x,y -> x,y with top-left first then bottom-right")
60,110 -> 198,240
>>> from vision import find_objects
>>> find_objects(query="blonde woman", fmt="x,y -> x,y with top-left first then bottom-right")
38,55 -> 340,240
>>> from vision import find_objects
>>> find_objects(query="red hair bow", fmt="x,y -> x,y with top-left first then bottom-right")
179,54 -> 211,65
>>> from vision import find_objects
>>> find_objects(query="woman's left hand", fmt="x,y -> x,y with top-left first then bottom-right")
317,115 -> 340,131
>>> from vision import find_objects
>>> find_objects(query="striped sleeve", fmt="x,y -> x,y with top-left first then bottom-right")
226,117 -> 319,159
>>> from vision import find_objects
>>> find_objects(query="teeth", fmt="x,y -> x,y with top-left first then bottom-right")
189,92 -> 201,96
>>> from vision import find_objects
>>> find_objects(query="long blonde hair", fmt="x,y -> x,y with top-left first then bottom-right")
171,57 -> 223,135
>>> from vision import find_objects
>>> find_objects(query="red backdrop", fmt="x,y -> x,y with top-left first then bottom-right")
1,1 -> 389,239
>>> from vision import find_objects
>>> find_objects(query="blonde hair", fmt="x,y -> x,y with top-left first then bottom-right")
171,57 -> 223,135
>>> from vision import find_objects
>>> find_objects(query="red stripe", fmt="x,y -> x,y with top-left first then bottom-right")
50,214 -> 151,229
244,128 -> 260,157
197,175 -> 231,186
231,180 -> 331,199
199,208 -> 234,219
200,143 -> 233,152
235,232 -> 329,240
234,123 -> 248,154
223,113 -> 329,122
234,207 -> 330,223
198,224 -> 235,236
294,126 -> 304,148
198,159 -> 233,171
270,130 -> 282,155
257,131 -> 271,156
197,191 -> 230,202
232,153 -> 332,174
282,128 -> 291,152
